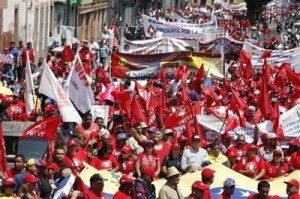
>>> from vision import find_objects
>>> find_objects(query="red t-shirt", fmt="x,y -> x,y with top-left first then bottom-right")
289,152 -> 300,170
236,156 -> 266,179
86,189 -> 106,199
118,156 -> 135,175
74,123 -> 99,143
6,168 -> 18,177
64,153 -> 85,173
263,161 -> 288,179
218,192 -> 233,199
90,155 -> 119,171
8,101 -> 26,120
227,145 -> 247,160
288,192 -> 300,199
113,191 -> 131,199
137,152 -> 160,171
154,142 -> 171,163
247,194 -> 272,199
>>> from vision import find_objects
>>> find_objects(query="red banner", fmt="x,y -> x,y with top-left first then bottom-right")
164,104 -> 193,128
20,118 -> 61,141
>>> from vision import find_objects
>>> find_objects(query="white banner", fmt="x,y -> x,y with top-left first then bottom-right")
120,37 -> 196,54
143,14 -> 222,39
220,2 -> 247,11
280,103 -> 300,137
65,54 -> 95,114
242,41 -> 300,72
39,62 -> 82,124
61,26 -> 75,47
25,52 -> 35,114
90,105 -> 109,127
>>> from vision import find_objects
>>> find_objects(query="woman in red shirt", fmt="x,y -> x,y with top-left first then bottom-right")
135,140 -> 161,178
118,145 -> 135,176
113,175 -> 134,199
263,150 -> 289,180
90,143 -> 119,172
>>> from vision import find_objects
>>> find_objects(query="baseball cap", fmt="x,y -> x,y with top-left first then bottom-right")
121,145 -> 132,154
164,129 -> 173,135
224,178 -> 236,187
192,180 -> 208,190
178,135 -> 187,142
222,133 -> 233,139
201,168 -> 215,179
247,144 -> 258,151
27,159 -> 44,167
90,173 -> 107,184
142,167 -> 156,179
171,143 -> 180,150
284,179 -> 300,189
146,140 -> 155,146
273,150 -> 282,157
192,135 -> 201,141
119,175 -> 134,184
148,126 -> 158,133
117,133 -> 127,140
47,162 -> 59,171
289,139 -> 299,146
67,139 -> 77,147
23,174 -> 40,183
267,133 -> 278,140
4,178 -> 15,186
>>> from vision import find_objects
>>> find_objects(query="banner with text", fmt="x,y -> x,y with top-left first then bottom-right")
242,41 -> 300,72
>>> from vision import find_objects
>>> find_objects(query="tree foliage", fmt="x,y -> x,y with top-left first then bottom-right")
245,0 -> 272,24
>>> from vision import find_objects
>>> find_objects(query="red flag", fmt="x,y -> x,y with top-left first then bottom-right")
289,89 -> 300,100
239,49 -> 252,64
62,45 -> 75,63
202,85 -> 219,103
195,64 -> 205,79
75,176 -> 88,199
258,78 -> 272,119
262,58 -> 271,84
20,117 -> 61,141
206,106 -> 228,119
147,92 -> 159,126
180,84 -> 190,102
236,62 -> 244,77
0,124 -> 7,172
96,66 -> 111,87
130,94 -> 148,125
259,50 -> 272,60
243,63 -> 252,81
173,65 -> 190,82
230,87 -> 247,111
134,80 -> 148,104
225,117 -> 239,133
185,122 -> 193,146
158,67 -> 167,85
223,78 -> 228,92
157,89 -> 165,125
286,68 -> 300,87
270,102 -> 279,133
164,103 -> 193,128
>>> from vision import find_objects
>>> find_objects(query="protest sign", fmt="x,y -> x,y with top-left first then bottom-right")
90,105 -> 109,127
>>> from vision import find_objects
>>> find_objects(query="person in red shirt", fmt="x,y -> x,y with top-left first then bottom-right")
289,146 -> 300,172
284,139 -> 299,163
64,139 -> 87,173
6,154 -> 26,177
218,178 -> 236,199
90,143 -> 119,172
201,168 -> 215,199
8,94 -> 26,121
113,175 -> 134,199
187,180 -> 208,199
236,144 -> 266,180
87,173 -> 107,199
263,150 -> 289,180
227,135 -> 247,160
118,145 -> 135,176
112,133 -> 127,159
247,180 -> 271,199
285,179 -> 300,199
150,130 -> 171,164
74,112 -> 99,144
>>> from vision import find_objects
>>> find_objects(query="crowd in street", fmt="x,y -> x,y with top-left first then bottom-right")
1,1 -> 300,199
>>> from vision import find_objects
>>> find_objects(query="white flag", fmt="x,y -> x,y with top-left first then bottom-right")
25,52 -> 35,114
39,62 -> 82,124
65,54 -> 95,113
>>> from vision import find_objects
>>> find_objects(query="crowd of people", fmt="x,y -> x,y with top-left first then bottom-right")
1,1 -> 300,199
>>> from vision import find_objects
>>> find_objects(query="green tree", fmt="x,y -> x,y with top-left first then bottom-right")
245,0 -> 272,24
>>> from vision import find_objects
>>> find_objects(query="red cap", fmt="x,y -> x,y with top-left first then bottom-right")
89,132 -> 100,139
201,168 -> 215,179
67,139 -> 77,147
114,124 -> 124,131
96,83 -> 102,88
44,104 -> 55,112
247,144 -> 258,151
273,150 -> 282,157
192,180 -> 208,191
226,148 -> 238,158
4,178 -> 15,186
23,174 -> 40,183
121,145 -> 132,154
171,143 -> 180,150
178,135 -> 187,142
142,167 -> 156,179
119,175 -> 134,184
284,179 -> 300,189
222,133 -> 232,139
289,139 -> 299,146
47,162 -> 59,171
261,133 -> 268,140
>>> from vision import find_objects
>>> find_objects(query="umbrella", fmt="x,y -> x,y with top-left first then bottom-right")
0,54 -> 13,64
0,85 -> 13,95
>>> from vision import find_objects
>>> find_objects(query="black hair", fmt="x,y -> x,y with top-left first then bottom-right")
15,154 -> 25,162
97,143 -> 112,159
258,180 -> 270,191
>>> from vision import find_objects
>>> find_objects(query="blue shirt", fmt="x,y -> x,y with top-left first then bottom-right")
14,171 -> 27,193
10,47 -> 19,62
